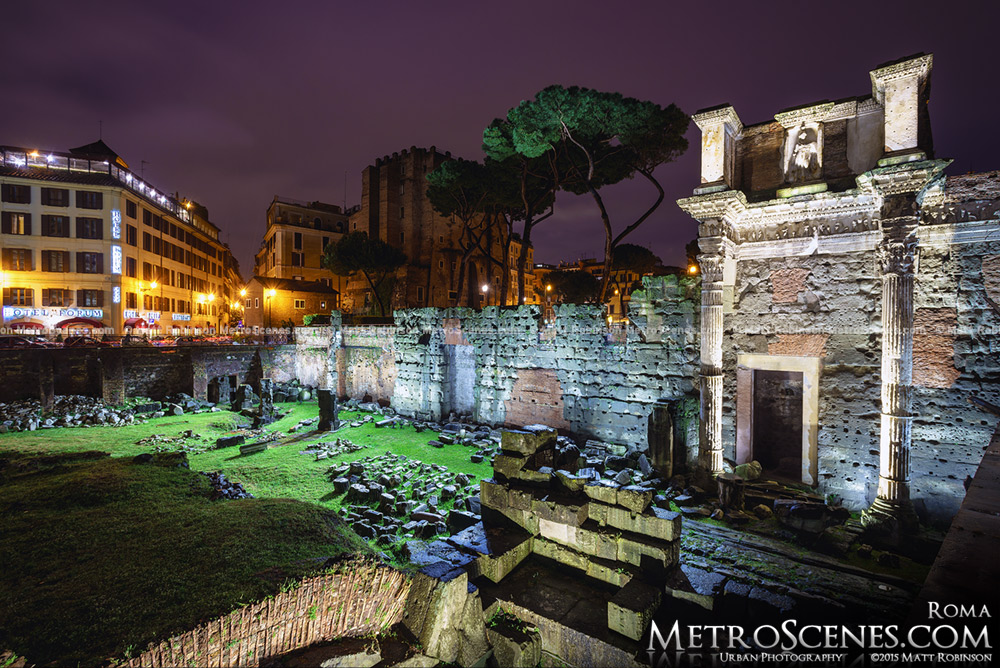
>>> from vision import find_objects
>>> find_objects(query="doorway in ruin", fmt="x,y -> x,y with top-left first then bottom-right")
752,370 -> 803,479
736,354 -> 820,485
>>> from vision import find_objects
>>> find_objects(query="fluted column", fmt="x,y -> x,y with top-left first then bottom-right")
865,217 -> 919,531
698,250 -> 726,474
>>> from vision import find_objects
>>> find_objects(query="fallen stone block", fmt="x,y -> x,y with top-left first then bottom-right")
501,426 -> 556,456
608,578 -> 662,641
665,564 -> 728,611
239,441 -> 267,455
588,503 -> 681,542
584,480 -> 618,505
617,533 -> 679,572
530,498 -> 588,526
493,453 -> 528,479
215,434 -> 245,449
616,485 -> 655,513
486,616 -> 542,668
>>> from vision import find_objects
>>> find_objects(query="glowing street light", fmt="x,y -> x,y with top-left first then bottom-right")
239,288 -> 247,297
688,265 -> 699,275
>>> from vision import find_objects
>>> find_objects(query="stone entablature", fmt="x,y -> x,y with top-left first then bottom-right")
679,53 -> 1000,526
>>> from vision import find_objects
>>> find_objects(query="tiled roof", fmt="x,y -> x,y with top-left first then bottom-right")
251,276 -> 338,294
0,166 -> 120,188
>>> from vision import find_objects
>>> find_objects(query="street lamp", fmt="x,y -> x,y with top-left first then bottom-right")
266,288 -> 276,329
481,283 -> 489,308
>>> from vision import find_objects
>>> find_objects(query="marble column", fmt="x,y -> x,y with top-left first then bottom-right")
865,216 -> 919,531
698,251 -> 726,475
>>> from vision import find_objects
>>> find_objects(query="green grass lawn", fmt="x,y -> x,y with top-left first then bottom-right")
0,450 -> 371,666
0,401 -> 494,665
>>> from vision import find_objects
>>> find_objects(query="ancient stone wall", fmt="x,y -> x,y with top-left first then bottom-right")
389,275 -> 701,451
337,325 -> 397,403
726,251 -> 883,509
724,185 -> 1000,520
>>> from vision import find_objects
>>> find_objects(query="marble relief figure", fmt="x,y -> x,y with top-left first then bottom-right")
784,123 -> 822,183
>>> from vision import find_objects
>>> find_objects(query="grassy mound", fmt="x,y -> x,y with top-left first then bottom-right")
0,449 -> 370,666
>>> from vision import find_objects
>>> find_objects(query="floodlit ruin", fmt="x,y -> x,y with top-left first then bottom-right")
2,53 -> 999,668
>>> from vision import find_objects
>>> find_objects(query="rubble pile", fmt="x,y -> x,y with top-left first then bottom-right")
328,452 -> 480,548
200,470 -> 254,500
0,395 -> 143,432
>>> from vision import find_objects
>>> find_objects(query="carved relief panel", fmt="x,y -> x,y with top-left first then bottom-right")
783,122 -> 823,184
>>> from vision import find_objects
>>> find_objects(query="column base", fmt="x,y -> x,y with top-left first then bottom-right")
861,497 -> 919,540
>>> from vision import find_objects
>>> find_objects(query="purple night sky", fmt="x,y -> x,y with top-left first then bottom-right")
2,1 -> 998,276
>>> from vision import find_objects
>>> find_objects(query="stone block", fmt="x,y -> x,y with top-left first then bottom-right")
532,536 -> 590,571
501,426 -> 557,456
480,478 -> 508,511
608,579 -> 662,641
616,485 -> 655,513
617,533 -> 679,572
494,453 -> 528,479
530,498 -> 588,526
588,503 -> 681,542
482,505 -> 540,535
584,481 -> 618,505
486,619 -> 542,668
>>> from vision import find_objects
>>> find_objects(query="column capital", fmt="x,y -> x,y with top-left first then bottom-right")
876,228 -> 918,275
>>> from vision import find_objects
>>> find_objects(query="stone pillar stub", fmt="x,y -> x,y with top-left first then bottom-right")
318,389 -> 340,432
870,54 -> 932,157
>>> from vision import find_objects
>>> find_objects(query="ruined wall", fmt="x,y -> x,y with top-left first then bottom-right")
337,325 -> 397,403
725,179 -> 1000,520
390,275 -> 700,451
727,251 -> 883,509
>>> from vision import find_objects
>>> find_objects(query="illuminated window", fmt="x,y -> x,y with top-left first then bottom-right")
44,289 -> 67,307
5,248 -> 31,271
294,299 -> 305,309
5,287 -> 33,306
2,212 -> 31,234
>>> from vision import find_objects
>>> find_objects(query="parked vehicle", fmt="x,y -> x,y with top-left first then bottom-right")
0,335 -> 46,349
62,336 -> 113,348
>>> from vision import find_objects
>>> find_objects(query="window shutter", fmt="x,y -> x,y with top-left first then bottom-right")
96,290 -> 104,307
62,251 -> 70,272
76,218 -> 83,238
1,249 -> 9,271
41,250 -> 49,271
77,289 -> 85,307
24,213 -> 31,235
26,250 -> 32,272
77,252 -> 84,273
42,289 -> 50,306
96,220 -> 103,239
1,212 -> 9,235
2,288 -> 8,305
97,253 -> 104,274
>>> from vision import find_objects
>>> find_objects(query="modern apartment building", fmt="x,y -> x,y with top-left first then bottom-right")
0,141 -> 241,334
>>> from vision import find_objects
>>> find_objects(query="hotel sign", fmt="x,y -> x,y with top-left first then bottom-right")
2,307 -> 104,320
